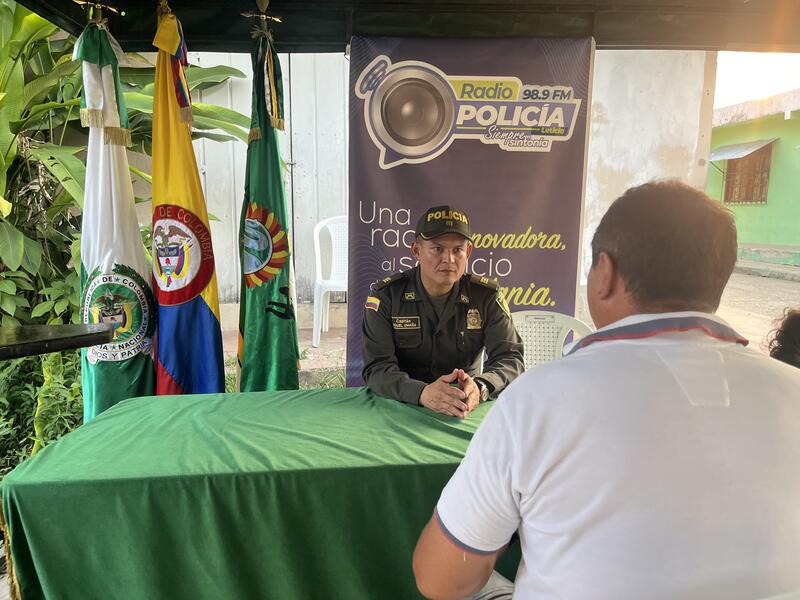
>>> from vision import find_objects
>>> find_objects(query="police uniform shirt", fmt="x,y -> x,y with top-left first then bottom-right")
362,267 -> 524,405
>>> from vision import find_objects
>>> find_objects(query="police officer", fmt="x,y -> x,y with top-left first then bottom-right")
362,205 -> 524,418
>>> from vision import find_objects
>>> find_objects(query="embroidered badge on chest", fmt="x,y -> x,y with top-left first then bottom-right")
466,308 -> 482,329
404,292 -> 416,301
392,316 -> 421,330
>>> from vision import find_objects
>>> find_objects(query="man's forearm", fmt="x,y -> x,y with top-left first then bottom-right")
479,351 -> 524,395
364,366 -> 427,405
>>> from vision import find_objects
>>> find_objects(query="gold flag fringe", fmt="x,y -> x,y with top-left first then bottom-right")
0,502 -> 22,600
248,128 -> 261,143
104,127 -> 132,147
270,116 -> 284,131
179,106 -> 193,124
80,108 -> 104,128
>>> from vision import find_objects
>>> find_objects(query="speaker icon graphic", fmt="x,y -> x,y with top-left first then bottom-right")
357,56 -> 457,169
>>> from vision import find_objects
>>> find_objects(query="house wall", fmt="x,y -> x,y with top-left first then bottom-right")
706,113 -> 800,247
583,49 -> 716,278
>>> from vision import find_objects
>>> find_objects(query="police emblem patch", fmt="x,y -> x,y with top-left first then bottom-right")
365,296 -> 381,311
404,292 -> 416,301
466,308 -> 482,329
82,264 -> 156,363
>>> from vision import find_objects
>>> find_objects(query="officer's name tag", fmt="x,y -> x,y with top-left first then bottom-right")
392,316 -> 421,330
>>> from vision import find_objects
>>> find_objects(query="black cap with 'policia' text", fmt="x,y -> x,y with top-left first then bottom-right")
415,205 -> 471,240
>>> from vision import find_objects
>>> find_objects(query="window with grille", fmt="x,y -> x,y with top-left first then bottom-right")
724,144 -> 772,204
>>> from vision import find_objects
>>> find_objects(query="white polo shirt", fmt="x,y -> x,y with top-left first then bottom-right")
436,312 -> 800,599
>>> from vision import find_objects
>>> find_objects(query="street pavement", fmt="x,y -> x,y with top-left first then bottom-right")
716,271 -> 799,353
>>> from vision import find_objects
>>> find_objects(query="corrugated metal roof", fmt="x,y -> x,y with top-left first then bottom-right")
708,138 -> 777,162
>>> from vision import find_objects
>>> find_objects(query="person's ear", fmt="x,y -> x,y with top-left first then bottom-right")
593,252 -> 616,301
465,242 -> 473,259
411,239 -> 421,260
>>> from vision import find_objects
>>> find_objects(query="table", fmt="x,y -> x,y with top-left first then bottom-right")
1,388 -> 518,600
0,324 -> 113,360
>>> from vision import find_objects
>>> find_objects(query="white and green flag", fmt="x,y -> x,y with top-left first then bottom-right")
76,23 -> 155,422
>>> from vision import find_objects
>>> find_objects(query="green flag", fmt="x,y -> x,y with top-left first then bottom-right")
75,23 -> 156,421
237,34 -> 299,391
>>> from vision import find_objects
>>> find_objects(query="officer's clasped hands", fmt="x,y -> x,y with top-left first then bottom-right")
419,368 -> 480,418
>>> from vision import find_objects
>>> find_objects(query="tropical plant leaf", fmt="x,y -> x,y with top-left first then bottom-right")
129,164 -> 152,183
191,131 -> 239,144
0,2 -> 14,53
193,102 -> 250,128
30,299 -> 53,318
21,235 -> 43,275
0,149 -> 6,201
45,190 -> 77,220
0,279 -> 15,294
0,292 -> 15,315
28,143 -> 86,208
28,40 -> 56,77
135,64 -> 246,96
118,66 -> 155,89
124,93 -> 248,141
23,57 -> 80,111
0,59 -> 23,167
192,115 -> 248,143
185,64 -> 247,91
70,233 -> 81,269
123,92 -> 153,114
1,314 -> 19,326
0,220 -> 24,271
5,6 -> 58,61
11,98 -> 81,134
13,277 -> 34,291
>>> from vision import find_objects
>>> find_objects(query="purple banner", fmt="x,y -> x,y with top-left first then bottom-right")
347,36 -> 594,386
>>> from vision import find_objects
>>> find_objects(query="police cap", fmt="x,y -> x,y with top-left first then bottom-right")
415,205 -> 471,241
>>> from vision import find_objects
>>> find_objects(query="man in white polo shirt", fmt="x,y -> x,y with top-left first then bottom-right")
413,180 -> 800,600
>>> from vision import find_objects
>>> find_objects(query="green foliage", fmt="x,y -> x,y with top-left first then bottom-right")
0,351 -> 81,479
224,356 -> 238,393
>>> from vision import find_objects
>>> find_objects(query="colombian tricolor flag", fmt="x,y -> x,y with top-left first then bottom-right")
151,8 -> 224,394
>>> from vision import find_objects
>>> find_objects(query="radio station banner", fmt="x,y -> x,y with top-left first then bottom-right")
347,36 -> 594,386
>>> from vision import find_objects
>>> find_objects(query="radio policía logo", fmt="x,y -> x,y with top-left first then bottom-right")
355,55 -> 583,169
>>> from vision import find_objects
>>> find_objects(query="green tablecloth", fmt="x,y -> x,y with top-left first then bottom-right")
1,387 -> 512,600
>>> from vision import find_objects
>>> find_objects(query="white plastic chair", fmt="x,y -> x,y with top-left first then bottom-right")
312,216 -> 348,347
511,310 -> 593,369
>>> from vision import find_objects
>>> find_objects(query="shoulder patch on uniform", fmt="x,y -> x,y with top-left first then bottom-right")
495,289 -> 511,318
372,271 -> 408,291
469,274 -> 499,290
365,296 -> 381,312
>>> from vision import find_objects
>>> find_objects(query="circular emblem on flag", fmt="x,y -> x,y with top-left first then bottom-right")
152,206 -> 215,305
82,264 -> 156,364
242,203 -> 289,288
